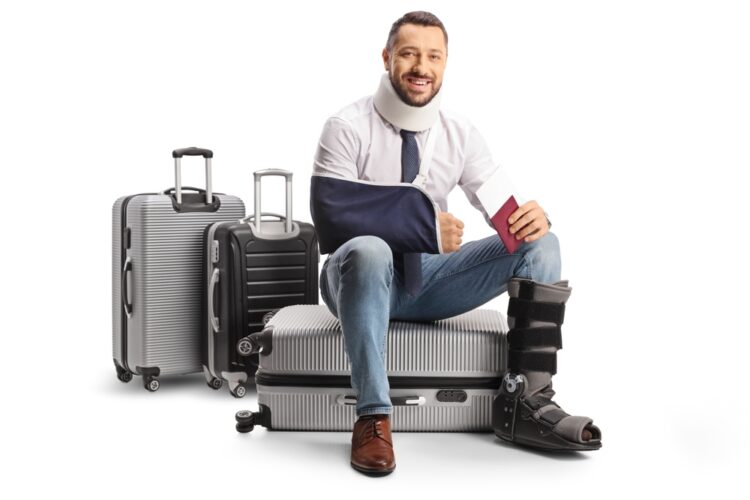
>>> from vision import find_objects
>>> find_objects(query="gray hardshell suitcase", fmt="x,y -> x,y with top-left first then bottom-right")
234,305 -> 508,432
112,148 -> 245,391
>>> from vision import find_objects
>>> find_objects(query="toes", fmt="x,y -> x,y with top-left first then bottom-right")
582,429 -> 593,441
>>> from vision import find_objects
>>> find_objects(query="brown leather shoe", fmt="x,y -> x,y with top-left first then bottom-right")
350,414 -> 396,475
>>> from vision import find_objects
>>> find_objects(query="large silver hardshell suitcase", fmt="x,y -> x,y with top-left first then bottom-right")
112,148 -> 245,391
234,305 -> 508,432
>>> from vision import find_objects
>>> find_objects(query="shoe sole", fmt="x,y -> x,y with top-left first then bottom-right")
496,433 -> 602,452
351,462 -> 396,476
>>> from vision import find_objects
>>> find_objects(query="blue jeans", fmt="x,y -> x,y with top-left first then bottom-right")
319,232 -> 561,417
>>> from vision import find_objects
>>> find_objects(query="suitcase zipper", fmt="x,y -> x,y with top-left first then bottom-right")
255,373 -> 501,389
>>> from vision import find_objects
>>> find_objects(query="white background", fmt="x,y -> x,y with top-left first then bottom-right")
1,0 -> 748,498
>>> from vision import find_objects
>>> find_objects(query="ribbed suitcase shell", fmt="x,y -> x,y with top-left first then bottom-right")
253,305 -> 507,431
202,220 -> 319,396
112,193 -> 245,387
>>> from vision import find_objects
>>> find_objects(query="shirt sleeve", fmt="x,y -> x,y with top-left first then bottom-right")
458,125 -> 552,229
458,124 -> 500,228
310,116 -> 443,255
312,117 -> 360,179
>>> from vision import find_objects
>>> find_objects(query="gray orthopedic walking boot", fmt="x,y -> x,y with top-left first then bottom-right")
493,278 -> 602,451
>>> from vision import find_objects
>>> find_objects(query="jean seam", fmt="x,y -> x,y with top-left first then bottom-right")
381,328 -> 388,364
520,252 -> 533,280
381,262 -> 393,361
319,261 -> 331,310
430,253 -> 513,283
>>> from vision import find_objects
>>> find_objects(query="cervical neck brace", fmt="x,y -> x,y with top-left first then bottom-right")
373,72 -> 442,132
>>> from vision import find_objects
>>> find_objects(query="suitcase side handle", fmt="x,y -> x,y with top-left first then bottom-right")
121,257 -> 133,318
208,268 -> 220,333
173,147 -> 213,205
253,169 -> 293,235
336,395 -> 426,406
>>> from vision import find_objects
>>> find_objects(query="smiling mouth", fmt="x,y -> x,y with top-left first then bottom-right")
405,75 -> 432,91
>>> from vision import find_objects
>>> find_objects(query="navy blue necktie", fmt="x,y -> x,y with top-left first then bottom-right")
399,129 -> 423,295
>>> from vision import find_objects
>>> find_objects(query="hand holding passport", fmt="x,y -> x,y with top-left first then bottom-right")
475,166 -> 527,254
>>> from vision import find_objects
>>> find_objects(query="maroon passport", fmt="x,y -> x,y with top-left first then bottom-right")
489,195 -> 521,254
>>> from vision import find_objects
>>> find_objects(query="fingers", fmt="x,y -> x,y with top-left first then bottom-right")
439,212 -> 464,252
514,214 -> 549,241
446,237 -> 462,252
508,200 -> 538,226
442,234 -> 462,252
523,231 -> 544,243
446,219 -> 463,252
509,211 -> 542,236
519,225 -> 547,243
507,201 -> 550,242
508,202 -> 543,235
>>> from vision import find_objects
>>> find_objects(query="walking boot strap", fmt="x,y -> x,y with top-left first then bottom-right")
507,297 -> 566,325
507,290 -> 565,375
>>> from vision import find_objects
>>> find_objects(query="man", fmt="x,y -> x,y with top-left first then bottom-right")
311,11 -> 601,476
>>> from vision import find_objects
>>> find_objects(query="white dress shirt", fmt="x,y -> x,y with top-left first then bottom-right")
312,95 -> 498,224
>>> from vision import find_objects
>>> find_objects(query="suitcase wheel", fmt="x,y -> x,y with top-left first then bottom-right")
230,385 -> 246,398
144,377 -> 160,392
237,338 -> 255,357
115,364 -> 133,383
207,378 -> 223,390
236,423 -> 255,433
235,410 -> 255,433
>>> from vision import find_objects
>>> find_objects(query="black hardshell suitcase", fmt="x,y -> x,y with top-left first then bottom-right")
202,169 -> 319,397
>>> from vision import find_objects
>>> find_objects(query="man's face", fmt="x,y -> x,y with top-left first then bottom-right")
382,24 -> 447,107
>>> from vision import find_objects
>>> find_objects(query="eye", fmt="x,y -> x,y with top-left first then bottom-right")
430,55 -> 441,61
402,51 -> 415,57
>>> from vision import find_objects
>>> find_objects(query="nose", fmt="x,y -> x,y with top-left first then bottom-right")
412,54 -> 427,74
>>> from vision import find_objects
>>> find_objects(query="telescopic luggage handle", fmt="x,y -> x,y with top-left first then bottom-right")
253,169 -> 293,234
172,147 -> 213,205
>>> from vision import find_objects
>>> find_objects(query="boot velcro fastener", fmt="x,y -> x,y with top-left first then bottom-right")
508,326 -> 562,350
509,350 -> 557,375
538,407 -> 570,426
508,297 -> 565,325
525,394 -> 559,411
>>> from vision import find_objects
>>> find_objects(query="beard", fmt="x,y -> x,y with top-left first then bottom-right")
389,71 -> 441,108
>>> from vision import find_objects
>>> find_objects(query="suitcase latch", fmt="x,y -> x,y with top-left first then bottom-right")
211,240 -> 220,263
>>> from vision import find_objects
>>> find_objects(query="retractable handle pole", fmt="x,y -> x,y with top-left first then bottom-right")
253,169 -> 293,234
172,147 -> 214,205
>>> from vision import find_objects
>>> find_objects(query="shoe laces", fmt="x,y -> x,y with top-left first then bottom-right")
360,416 -> 388,441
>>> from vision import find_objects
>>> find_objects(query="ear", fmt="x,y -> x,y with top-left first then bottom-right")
381,47 -> 390,71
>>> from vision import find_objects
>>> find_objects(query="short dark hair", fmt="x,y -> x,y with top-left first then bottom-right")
386,11 -> 448,53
